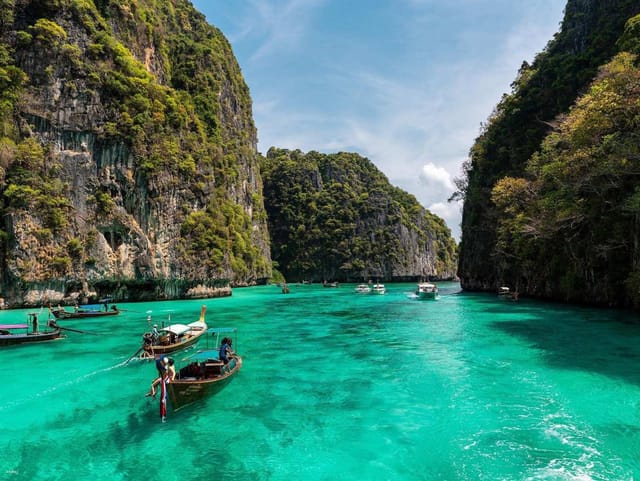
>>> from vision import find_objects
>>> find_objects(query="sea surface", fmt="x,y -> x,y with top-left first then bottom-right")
1,282 -> 640,481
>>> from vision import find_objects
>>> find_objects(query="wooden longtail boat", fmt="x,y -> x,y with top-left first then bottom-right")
0,314 -> 63,346
140,305 -> 208,357
156,327 -> 242,412
50,301 -> 120,319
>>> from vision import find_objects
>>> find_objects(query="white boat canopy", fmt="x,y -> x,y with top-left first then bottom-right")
160,324 -> 191,336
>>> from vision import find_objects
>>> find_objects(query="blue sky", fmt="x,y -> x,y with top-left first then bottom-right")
191,0 -> 566,240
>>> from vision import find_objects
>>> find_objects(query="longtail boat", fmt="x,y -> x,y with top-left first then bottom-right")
146,327 -> 242,417
164,327 -> 242,411
50,300 -> 120,319
0,313 -> 63,346
140,305 -> 208,357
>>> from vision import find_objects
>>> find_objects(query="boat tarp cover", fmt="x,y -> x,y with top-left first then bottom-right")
183,349 -> 221,362
161,324 -> 190,335
0,324 -> 29,330
206,327 -> 237,335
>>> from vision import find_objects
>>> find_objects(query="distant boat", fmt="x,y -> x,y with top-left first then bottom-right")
323,281 -> 339,287
0,313 -> 63,346
355,284 -> 371,293
50,300 -> 120,319
498,286 -> 518,301
416,282 -> 438,300
140,305 -> 208,357
164,327 -> 242,411
371,283 -> 386,295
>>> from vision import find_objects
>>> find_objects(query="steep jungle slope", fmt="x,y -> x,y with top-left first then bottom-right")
458,0 -> 640,307
261,148 -> 457,283
0,0 -> 271,306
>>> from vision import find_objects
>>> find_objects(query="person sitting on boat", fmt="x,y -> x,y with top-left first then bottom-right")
219,337 -> 234,365
167,358 -> 176,382
147,356 -> 171,397
155,355 -> 169,376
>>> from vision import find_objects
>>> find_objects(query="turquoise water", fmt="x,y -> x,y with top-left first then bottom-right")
2,282 -> 640,481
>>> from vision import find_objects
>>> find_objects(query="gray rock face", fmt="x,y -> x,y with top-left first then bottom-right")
0,1 -> 271,306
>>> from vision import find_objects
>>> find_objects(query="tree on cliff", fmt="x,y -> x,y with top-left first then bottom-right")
261,148 -> 457,283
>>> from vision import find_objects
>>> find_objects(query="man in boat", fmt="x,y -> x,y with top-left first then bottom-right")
219,337 -> 234,366
146,356 -> 170,397
151,324 -> 159,343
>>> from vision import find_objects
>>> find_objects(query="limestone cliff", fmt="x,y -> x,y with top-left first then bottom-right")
261,148 -> 457,283
458,0 -> 640,307
0,0 -> 271,306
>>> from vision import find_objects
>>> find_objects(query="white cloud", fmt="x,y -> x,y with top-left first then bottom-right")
420,162 -> 455,192
213,0 -> 565,242
428,200 -> 463,240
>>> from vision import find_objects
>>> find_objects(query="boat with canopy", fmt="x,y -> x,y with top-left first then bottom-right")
0,313 -> 63,346
49,298 -> 120,319
165,327 -> 242,411
140,305 -> 208,357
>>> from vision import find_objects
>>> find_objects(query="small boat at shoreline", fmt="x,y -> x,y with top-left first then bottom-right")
162,327 -> 242,412
0,313 -> 63,346
416,282 -> 438,300
498,286 -> 519,301
140,305 -> 208,357
49,299 -> 120,319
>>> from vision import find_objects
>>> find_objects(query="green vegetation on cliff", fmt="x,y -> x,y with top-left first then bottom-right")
0,0 -> 271,303
458,1 -> 640,308
492,49 -> 640,307
261,148 -> 457,283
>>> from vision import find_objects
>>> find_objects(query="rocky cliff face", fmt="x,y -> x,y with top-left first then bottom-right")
458,0 -> 640,305
261,149 -> 458,283
0,0 -> 271,306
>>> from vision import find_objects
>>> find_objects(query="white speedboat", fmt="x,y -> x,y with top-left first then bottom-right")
355,284 -> 371,293
416,282 -> 438,300
371,283 -> 386,295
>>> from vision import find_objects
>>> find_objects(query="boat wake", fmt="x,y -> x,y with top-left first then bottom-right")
1,362 -> 126,412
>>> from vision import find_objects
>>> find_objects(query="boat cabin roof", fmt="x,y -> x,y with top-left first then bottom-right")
0,323 -> 28,330
160,324 -> 191,335
181,348 -> 220,363
208,327 -> 236,334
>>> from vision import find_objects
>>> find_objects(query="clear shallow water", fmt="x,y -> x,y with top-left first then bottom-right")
1,282 -> 640,481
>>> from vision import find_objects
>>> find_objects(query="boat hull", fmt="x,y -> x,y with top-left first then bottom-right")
416,291 -> 437,300
0,329 -> 62,346
167,356 -> 242,411
51,309 -> 119,319
146,330 -> 205,355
